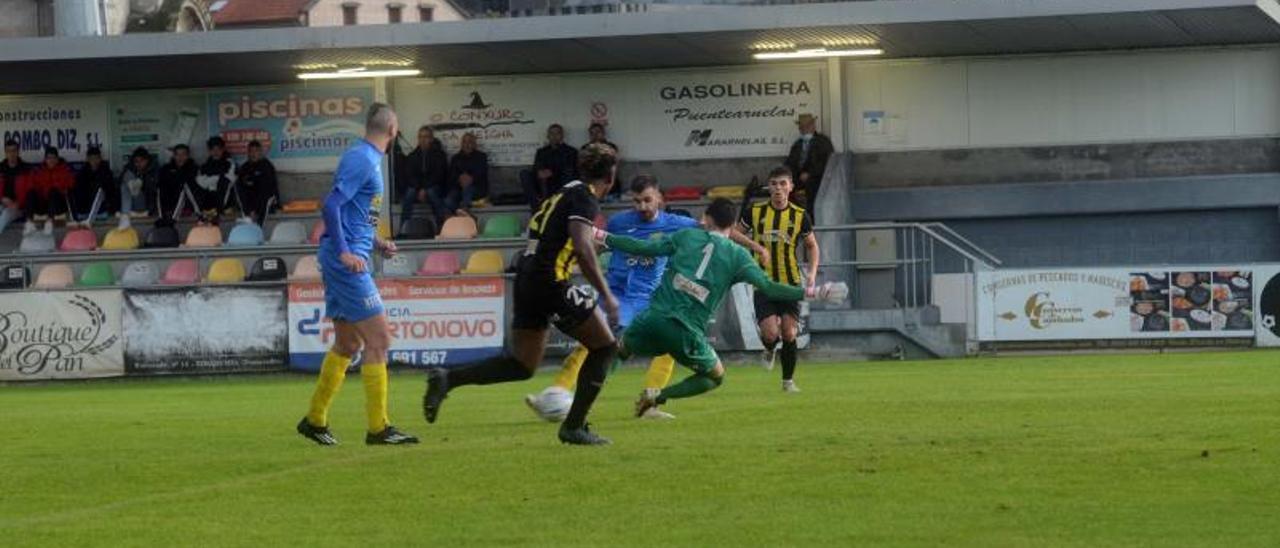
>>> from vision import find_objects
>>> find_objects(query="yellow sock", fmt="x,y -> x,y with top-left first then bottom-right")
362,362 -> 389,434
644,354 -> 676,390
307,350 -> 351,427
553,345 -> 589,390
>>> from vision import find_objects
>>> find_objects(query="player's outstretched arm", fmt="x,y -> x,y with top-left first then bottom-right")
600,230 -> 676,257
738,261 -> 805,302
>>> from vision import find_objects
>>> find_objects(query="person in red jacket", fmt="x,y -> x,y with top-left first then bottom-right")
18,146 -> 75,235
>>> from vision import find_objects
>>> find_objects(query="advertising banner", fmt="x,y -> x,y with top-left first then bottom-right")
207,84 -> 374,171
393,77 -> 559,166
1252,266 -> 1280,347
976,267 -> 1255,341
111,92 -> 207,165
0,95 -> 110,163
0,290 -> 124,381
123,287 -> 288,374
288,278 -> 505,370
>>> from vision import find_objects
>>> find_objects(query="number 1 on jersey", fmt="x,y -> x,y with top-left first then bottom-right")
695,242 -> 714,280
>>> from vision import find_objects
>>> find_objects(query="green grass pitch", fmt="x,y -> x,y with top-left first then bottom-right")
2,351 -> 1279,547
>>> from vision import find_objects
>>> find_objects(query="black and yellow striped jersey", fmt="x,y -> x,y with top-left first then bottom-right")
738,200 -> 814,286
524,180 -> 600,282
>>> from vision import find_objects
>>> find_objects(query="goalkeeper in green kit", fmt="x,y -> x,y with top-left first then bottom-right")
591,197 -> 848,421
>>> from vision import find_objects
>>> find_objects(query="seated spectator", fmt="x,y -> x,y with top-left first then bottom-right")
71,146 -> 118,226
197,136 -> 236,220
236,140 -> 279,225
443,132 -> 488,217
119,146 -> 157,219
396,126 -> 448,222
17,146 -> 74,235
583,122 -> 621,200
520,124 -> 577,211
157,144 -> 199,221
0,139 -> 30,232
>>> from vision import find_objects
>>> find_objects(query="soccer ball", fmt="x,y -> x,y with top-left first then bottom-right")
530,386 -> 573,423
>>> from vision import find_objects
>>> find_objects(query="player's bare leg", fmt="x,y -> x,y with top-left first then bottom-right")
779,314 -> 800,393
559,309 -> 617,445
758,315 -> 781,370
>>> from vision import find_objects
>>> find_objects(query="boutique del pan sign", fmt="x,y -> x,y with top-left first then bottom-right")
976,267 -> 1256,342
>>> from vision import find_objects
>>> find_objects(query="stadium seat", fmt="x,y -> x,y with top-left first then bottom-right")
269,221 -> 308,245
226,221 -> 265,247
19,232 -> 56,254
78,263 -> 115,287
382,254 -> 416,277
59,228 -> 98,252
144,224 -> 181,248
418,251 -> 461,276
160,259 -> 200,285
480,214 -> 522,239
102,226 -> 141,250
438,216 -> 477,240
185,225 -> 223,248
290,255 -> 321,281
0,264 -> 30,289
399,217 -> 437,240
666,186 -> 702,201
462,250 -> 505,274
282,199 -> 320,213
247,257 -> 287,282
33,264 -> 74,289
207,258 -> 246,283
120,262 -> 159,287
309,220 -> 325,245
706,185 -> 746,200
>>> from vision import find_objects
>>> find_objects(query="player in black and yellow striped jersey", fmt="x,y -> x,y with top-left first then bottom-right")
731,166 -> 820,393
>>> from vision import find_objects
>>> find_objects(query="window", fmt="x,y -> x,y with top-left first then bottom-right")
418,6 -> 434,21
342,3 -> 359,25
388,5 -> 402,23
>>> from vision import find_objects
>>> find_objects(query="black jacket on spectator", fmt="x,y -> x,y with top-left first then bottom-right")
74,161 -> 119,215
449,149 -> 489,199
534,143 -> 578,193
401,139 -> 448,195
785,132 -> 835,206
237,157 -> 280,223
157,159 -> 198,215
0,159 -> 30,202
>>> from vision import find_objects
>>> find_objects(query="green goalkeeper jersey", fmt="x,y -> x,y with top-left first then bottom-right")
605,228 -> 804,331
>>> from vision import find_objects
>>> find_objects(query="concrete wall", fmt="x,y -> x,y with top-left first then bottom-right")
307,0 -> 465,26
0,0 -> 40,37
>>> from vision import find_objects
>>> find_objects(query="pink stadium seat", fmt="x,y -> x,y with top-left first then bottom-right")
437,216 -> 477,240
160,259 -> 200,285
59,228 -> 98,252
33,264 -> 75,289
417,251 -> 461,276
309,220 -> 325,245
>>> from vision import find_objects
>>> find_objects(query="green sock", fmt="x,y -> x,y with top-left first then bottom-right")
656,373 -> 721,403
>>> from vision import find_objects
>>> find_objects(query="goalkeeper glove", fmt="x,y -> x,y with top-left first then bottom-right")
805,281 -> 849,305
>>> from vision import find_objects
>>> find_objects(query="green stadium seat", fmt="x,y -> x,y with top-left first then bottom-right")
78,263 -> 115,287
480,214 -> 522,239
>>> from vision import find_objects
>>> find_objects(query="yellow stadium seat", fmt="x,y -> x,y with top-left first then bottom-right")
707,185 -> 746,200
290,255 -> 321,281
102,227 -> 141,250
462,250 -> 505,274
206,258 -> 246,283
33,264 -> 75,289
438,216 -> 478,240
185,225 -> 223,248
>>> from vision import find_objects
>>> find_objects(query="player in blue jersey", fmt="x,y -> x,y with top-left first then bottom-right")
297,103 -> 418,447
524,175 -> 698,421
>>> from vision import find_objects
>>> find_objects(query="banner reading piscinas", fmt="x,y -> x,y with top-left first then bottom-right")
123,287 -> 288,374
207,84 -> 374,172
0,291 -> 124,381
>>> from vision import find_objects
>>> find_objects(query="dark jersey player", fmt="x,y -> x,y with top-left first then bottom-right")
423,143 -> 621,446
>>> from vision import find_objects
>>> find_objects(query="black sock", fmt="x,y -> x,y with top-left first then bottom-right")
447,355 -> 532,388
780,340 -> 798,381
562,344 -> 617,430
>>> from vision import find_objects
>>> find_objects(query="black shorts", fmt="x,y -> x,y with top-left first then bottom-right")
511,258 -> 597,333
754,290 -> 800,322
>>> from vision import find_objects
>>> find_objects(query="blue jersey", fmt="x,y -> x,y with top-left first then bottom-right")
320,139 -> 384,262
606,210 -> 699,299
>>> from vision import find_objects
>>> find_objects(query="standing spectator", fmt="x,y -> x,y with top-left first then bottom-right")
119,146 -> 158,219
396,126 -> 448,222
17,146 -> 74,235
158,144 -> 199,221
521,124 -> 577,211
583,123 -> 621,201
71,146 -> 118,225
784,113 -> 834,209
444,132 -> 488,217
197,136 -> 237,221
236,140 -> 280,225
0,139 -> 30,232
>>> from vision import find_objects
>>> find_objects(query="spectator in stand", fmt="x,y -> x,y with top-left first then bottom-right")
397,126 -> 448,223
197,136 -> 237,221
784,113 -> 835,209
521,123 -> 577,211
583,123 -> 621,201
0,139 -> 30,232
236,140 -> 280,225
443,132 -> 488,217
119,146 -> 158,219
71,146 -> 118,226
17,146 -> 75,235
157,144 -> 199,221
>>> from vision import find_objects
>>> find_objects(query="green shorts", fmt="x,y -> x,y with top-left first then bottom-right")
622,311 -> 719,374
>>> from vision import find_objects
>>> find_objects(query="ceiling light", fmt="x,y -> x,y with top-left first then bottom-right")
298,68 -> 422,80
753,48 -> 883,60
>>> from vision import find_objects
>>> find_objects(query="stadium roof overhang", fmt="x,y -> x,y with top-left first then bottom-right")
3,0 -> 1280,95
